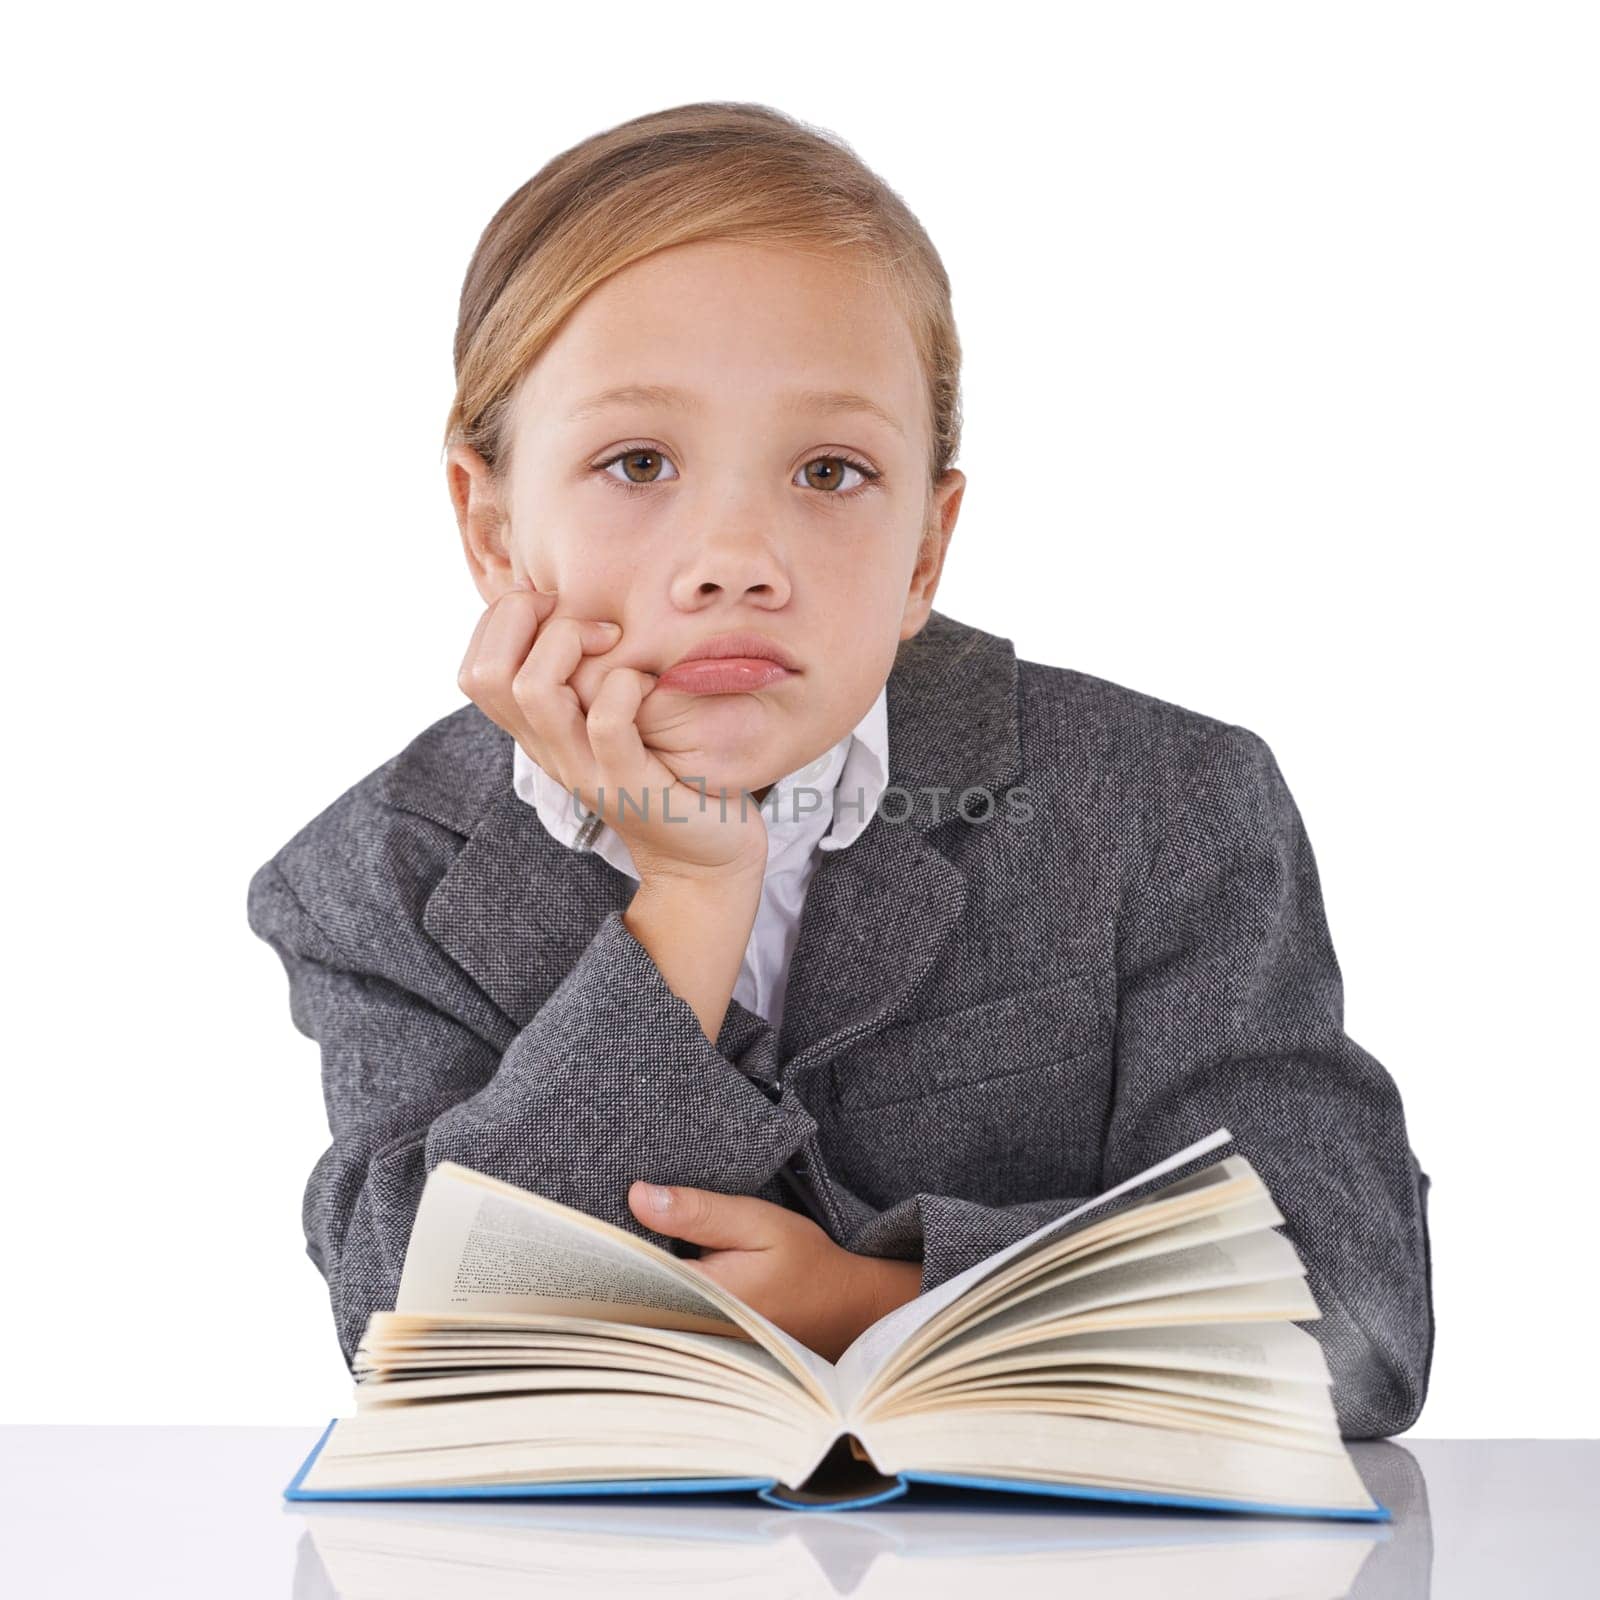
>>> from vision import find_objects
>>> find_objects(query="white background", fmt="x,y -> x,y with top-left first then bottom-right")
3,2 -> 1593,1434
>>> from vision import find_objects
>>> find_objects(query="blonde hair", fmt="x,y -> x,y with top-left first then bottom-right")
443,101 -> 962,521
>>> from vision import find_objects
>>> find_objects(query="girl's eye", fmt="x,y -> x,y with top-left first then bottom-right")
593,448 -> 881,499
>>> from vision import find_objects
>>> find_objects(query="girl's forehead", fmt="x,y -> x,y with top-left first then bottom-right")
513,372 -> 922,465
495,241 -> 929,456
551,243 -> 915,365
556,380 -> 908,443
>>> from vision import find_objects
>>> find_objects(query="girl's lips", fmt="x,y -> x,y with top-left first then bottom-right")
654,657 -> 797,695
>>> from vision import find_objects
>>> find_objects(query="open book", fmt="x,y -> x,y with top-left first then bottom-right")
284,1128 -> 1388,1520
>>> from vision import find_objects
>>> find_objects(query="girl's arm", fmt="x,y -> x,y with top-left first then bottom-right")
248,849 -> 819,1372
837,724 -> 1434,1441
624,865 -> 764,1045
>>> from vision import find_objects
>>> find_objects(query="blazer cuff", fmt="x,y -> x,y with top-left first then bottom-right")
424,909 -> 816,1238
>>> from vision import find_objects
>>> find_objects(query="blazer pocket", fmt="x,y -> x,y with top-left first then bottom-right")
826,974 -> 1106,1112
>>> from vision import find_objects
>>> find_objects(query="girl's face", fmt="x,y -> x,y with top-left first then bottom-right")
452,238 -> 964,797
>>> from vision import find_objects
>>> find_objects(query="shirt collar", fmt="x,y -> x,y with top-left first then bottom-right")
511,681 -> 890,879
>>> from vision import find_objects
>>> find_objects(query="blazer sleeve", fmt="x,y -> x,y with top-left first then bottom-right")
247,859 -> 818,1372
839,724 -> 1434,1440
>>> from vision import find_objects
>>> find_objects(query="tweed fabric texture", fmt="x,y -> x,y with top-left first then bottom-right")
246,608 -> 1435,1437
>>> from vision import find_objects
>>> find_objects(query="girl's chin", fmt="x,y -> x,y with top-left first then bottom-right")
650,689 -> 811,789
656,684 -> 789,733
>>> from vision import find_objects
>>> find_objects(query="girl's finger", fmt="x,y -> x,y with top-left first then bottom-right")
458,586 -> 546,695
459,590 -> 546,728
514,615 -> 624,791
523,585 -> 560,623
456,602 -> 498,689
584,668 -> 656,799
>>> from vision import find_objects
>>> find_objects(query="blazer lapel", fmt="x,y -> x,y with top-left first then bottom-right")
420,785 -> 633,1030
416,610 -> 1021,1068
774,612 -> 1021,1082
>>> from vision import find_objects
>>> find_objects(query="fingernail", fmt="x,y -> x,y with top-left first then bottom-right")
642,1183 -> 673,1212
599,622 -> 622,635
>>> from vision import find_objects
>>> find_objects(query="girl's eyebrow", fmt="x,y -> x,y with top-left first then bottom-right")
566,382 -> 904,439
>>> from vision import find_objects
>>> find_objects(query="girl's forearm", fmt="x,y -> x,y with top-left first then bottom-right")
861,1255 -> 924,1325
816,1254 -> 926,1362
623,867 -> 765,1044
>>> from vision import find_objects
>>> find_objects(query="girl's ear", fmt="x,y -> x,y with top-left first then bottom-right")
901,470 -> 965,636
446,443 -> 518,605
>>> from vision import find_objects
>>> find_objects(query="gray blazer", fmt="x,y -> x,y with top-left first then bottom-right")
246,608 -> 1434,1436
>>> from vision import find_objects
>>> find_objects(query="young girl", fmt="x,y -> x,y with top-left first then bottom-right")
248,101 -> 1433,1436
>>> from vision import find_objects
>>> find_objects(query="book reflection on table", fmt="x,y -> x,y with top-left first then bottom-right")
290,1464 -> 1424,1600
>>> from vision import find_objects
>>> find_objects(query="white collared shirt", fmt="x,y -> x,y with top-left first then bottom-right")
511,684 -> 890,1038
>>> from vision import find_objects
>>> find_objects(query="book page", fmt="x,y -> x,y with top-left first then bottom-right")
870,1175 -> 1281,1385
857,1409 -> 1378,1513
352,1318 -> 815,1416
833,1128 -> 1236,1406
301,1391 -> 827,1495
953,1320 -> 1333,1384
905,1229 -> 1309,1380
394,1162 -> 842,1414
896,1360 -> 1337,1424
396,1163 -> 736,1327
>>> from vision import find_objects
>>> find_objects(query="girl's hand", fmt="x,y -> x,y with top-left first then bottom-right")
457,583 -> 770,883
626,1182 -> 924,1363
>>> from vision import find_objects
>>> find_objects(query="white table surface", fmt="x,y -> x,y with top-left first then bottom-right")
2,1427 -> 1595,1598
